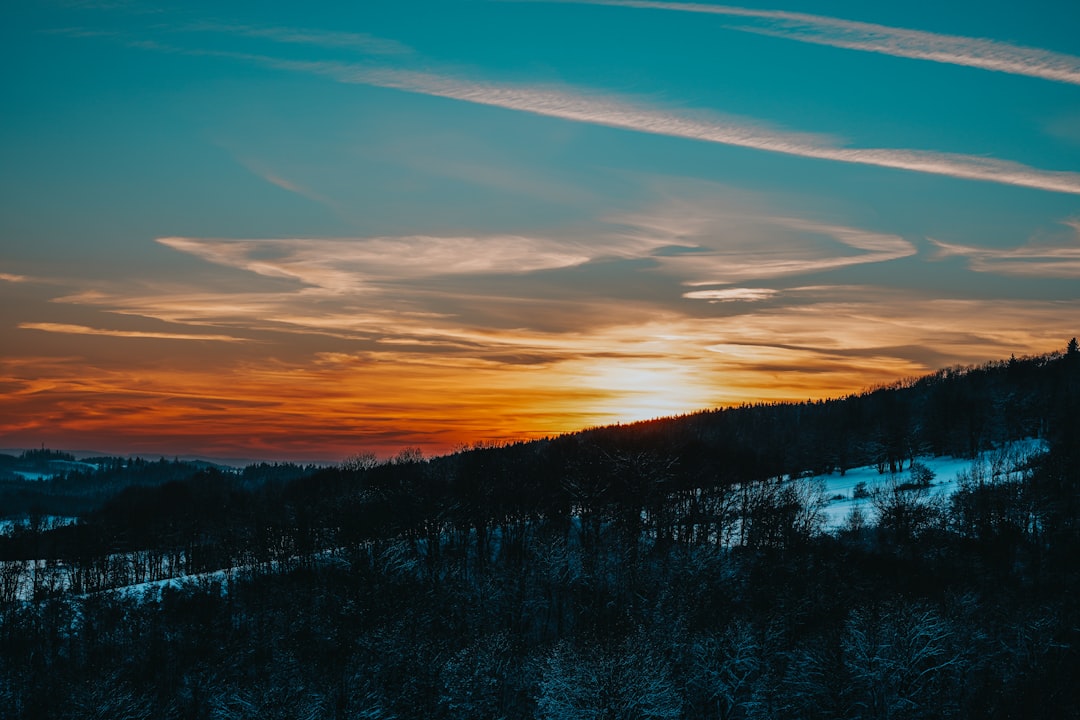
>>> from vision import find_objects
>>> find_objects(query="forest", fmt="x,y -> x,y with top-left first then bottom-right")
0,342 -> 1078,718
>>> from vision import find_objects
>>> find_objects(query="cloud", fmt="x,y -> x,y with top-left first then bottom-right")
9,293 -> 1073,458
227,154 -> 342,210
19,322 -> 250,342
555,0 -> 1080,86
173,234 -> 576,281
49,17 -> 411,55
0,273 -> 30,283
1044,113 -> 1080,147
44,27 -> 123,39
683,294 -> 1079,399
929,221 -> 1080,277
58,0 -> 161,12
259,61 -> 1080,195
616,208 -> 918,286
113,32 -> 1080,194
53,288 -> 315,328
155,233 -> 663,292
682,288 -> 777,301
49,209 -> 918,351
12,213 -> 1076,457
41,230 -> 672,351
187,23 -> 412,55
0,348 -> 627,459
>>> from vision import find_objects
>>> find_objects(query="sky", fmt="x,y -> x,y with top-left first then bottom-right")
2,0 -> 1079,461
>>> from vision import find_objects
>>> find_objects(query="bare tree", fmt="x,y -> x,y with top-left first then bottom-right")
842,603 -> 965,719
684,619 -> 765,720
391,447 -> 425,465
341,451 -> 380,472
0,559 -> 28,604
440,631 -> 515,719
871,477 -> 941,547
64,671 -> 154,720
537,634 -> 681,720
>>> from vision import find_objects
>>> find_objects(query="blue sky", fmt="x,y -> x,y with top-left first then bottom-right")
2,0 -> 1079,459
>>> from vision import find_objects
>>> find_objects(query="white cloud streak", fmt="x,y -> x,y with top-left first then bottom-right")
188,23 -> 412,55
264,60 -> 1080,195
633,212 -> 918,286
930,220 -> 1080,277
155,233 -> 659,293
558,0 -> 1080,86
682,287 -> 777,301
114,36 -> 1080,195
19,322 -> 250,342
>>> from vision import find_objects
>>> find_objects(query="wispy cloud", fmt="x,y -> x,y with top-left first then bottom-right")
47,20 -> 410,58
155,233 -> 662,292
44,27 -> 124,39
11,225 -> 1076,457
52,289 -> 308,330
255,60 -> 1080,195
8,293 -> 1071,458
229,154 -> 342,211
683,288 -> 777,301
0,273 -> 30,283
19,322 -> 250,342
187,23 -> 412,55
40,232 -> 669,348
690,294 -> 1078,394
260,171 -> 326,200
106,31 -> 1080,194
929,220 -> 1080,277
553,0 -> 1080,86
617,209 -> 918,286
56,211 -> 918,349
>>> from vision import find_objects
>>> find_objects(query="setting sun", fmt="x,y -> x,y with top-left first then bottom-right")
573,359 -> 707,424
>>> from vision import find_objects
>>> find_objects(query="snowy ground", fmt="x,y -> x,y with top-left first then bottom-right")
11,470 -> 54,481
0,516 -> 78,536
107,568 -> 233,601
816,438 -> 1048,530
2,439 -> 1049,602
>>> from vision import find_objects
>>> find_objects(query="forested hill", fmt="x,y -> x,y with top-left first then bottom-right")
3,340 -> 1077,520
1,343 -> 1078,718
564,338 -> 1079,482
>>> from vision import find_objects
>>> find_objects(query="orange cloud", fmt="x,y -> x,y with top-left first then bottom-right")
3,295 -> 1073,461
4,201 -> 1074,461
19,322 -> 251,342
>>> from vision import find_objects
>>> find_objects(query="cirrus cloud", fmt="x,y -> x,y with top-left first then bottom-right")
19,322 -> 251,342
550,0 -> 1080,86
929,219 -> 1080,277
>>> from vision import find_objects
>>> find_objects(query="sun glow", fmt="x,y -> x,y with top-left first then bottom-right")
577,360 -> 708,424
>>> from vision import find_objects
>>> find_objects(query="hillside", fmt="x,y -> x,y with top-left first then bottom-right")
0,342 -> 1078,718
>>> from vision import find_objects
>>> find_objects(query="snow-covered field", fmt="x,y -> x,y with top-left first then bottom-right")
0,516 -> 78,536
11,470 -> 54,481
1,438 -> 1050,603
816,437 -> 1047,530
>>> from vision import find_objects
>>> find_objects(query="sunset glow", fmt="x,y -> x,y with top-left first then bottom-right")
2,1 -> 1078,461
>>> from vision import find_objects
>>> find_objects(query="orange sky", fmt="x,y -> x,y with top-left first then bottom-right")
2,250 -> 1073,461
3,2 -> 1079,462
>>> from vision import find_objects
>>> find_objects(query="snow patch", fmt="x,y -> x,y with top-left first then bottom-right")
816,438 -> 1047,530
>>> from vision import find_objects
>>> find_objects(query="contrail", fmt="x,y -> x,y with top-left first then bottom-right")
278,60 -> 1080,195
549,0 -> 1080,86
132,43 -> 1080,195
